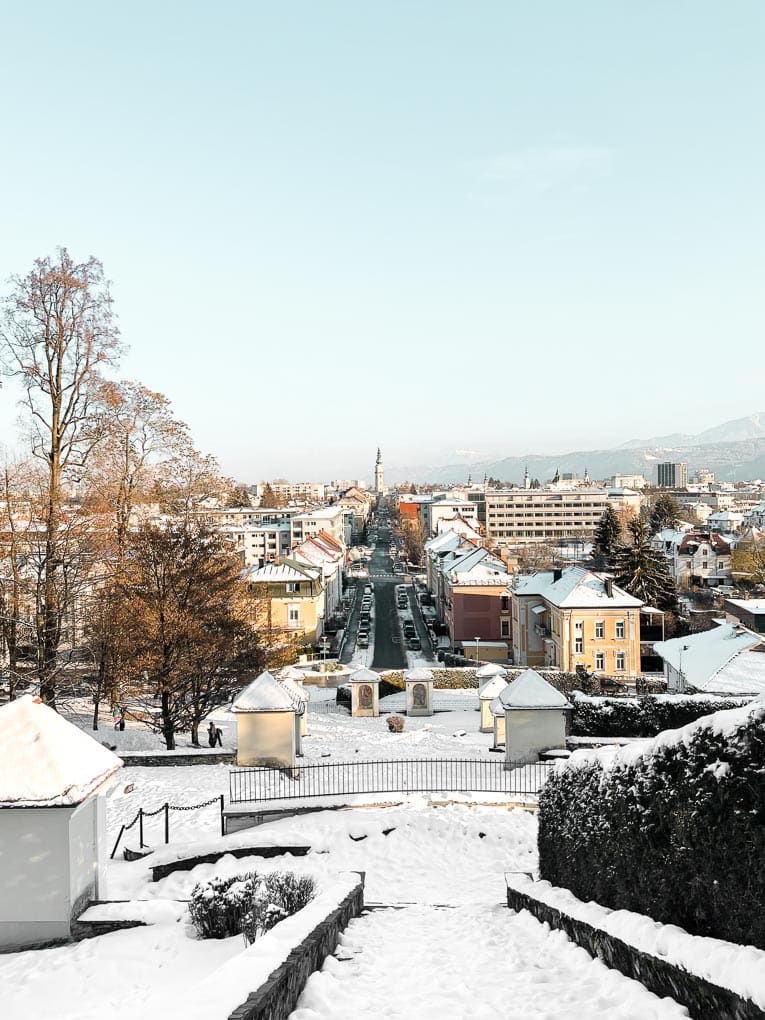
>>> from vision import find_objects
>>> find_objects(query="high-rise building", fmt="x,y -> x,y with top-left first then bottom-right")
657,463 -> 688,488
374,448 -> 385,495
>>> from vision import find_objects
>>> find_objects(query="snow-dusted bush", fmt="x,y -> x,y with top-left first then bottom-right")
539,701 -> 765,949
189,871 -> 316,943
189,873 -> 260,938
570,692 -> 750,738
241,873 -> 316,945
387,714 -> 405,732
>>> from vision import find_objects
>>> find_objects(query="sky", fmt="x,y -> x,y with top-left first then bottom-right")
0,1 -> 763,483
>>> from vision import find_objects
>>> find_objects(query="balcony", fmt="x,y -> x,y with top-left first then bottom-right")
534,623 -> 551,638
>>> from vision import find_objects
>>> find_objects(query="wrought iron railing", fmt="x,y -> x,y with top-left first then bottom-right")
229,757 -> 551,804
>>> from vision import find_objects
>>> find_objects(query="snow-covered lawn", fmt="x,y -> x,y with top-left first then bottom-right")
1,704 -> 692,1019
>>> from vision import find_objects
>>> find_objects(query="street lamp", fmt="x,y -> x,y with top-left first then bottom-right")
678,643 -> 689,694
475,636 -> 481,665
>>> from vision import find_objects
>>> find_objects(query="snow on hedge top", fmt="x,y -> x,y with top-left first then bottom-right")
479,675 -> 510,700
0,695 -> 122,807
499,669 -> 572,710
232,671 -> 296,712
564,697 -> 765,774
405,668 -> 434,682
476,662 -> 507,680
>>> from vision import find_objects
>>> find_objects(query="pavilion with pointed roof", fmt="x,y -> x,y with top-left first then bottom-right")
499,669 -> 572,766
0,696 -> 123,949
232,671 -> 297,767
350,666 -> 381,717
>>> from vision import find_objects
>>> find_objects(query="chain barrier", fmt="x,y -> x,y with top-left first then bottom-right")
110,793 -> 225,858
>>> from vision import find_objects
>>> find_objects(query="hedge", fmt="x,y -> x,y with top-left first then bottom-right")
538,701 -> 765,950
570,693 -> 751,738
379,667 -> 579,692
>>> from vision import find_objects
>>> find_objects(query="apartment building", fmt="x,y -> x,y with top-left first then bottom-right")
511,566 -> 643,676
657,462 -> 688,488
424,499 -> 479,536
241,559 -> 325,644
219,522 -> 292,567
255,481 -> 326,503
290,506 -> 348,548
652,529 -> 733,587
481,488 -> 641,548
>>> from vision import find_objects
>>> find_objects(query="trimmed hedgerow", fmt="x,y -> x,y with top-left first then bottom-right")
539,702 -> 765,950
189,871 -> 316,943
570,693 -> 750,738
379,667 -> 580,692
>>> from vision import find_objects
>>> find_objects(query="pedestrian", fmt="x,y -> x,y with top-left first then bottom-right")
112,705 -> 121,731
118,706 -> 126,731
207,721 -> 216,747
214,725 -> 223,747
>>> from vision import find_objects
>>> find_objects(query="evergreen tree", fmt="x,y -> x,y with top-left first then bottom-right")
650,494 -> 681,534
614,517 -> 678,612
592,505 -> 622,569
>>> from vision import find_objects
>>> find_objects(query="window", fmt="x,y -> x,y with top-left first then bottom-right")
575,637 -> 583,654
501,620 -> 510,637
616,652 -> 625,671
500,595 -> 510,612
286,582 -> 301,594
595,652 -> 605,670
575,620 -> 583,633
595,621 -> 605,640
288,606 -> 300,626
615,620 -> 625,639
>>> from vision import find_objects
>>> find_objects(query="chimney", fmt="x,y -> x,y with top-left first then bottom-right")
552,568 -> 563,583
605,578 -> 614,598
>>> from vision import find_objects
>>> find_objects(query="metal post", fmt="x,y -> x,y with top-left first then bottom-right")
220,793 -> 225,837
138,808 -> 144,848
164,803 -> 170,844
110,824 -> 126,860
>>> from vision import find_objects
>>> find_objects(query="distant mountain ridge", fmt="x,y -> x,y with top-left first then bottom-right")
388,413 -> 765,486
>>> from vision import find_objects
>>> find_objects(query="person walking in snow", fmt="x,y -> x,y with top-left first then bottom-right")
207,721 -> 217,747
113,705 -> 121,730
214,725 -> 223,747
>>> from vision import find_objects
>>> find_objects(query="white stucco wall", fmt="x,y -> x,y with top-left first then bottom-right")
0,806 -> 72,948
68,796 -> 102,920
236,711 -> 296,767
406,681 -> 434,717
351,681 -> 379,717
504,709 -> 567,766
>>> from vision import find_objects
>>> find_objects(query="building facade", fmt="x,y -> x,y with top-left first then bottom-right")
657,462 -> 688,488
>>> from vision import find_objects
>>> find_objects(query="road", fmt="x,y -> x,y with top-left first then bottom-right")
370,527 -> 407,670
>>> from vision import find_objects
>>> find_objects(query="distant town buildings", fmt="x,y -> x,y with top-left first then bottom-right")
657,462 -> 688,488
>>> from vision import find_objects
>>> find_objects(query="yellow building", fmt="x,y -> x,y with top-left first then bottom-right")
242,559 -> 325,645
511,566 -> 643,678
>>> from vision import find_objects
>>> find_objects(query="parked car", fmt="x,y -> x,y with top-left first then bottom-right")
403,621 -> 416,638
407,637 -> 421,651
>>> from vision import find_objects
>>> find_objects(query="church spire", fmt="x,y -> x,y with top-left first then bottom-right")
374,447 -> 384,494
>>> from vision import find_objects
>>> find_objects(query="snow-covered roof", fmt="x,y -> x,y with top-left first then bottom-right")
476,662 -> 507,680
489,696 -> 504,717
405,668 -> 435,683
350,667 -> 380,684
479,675 -> 510,701
654,625 -> 765,695
277,665 -> 307,682
232,671 -> 296,712
240,561 -> 321,584
0,696 -> 122,808
514,567 -> 642,609
280,678 -> 309,711
726,598 -> 765,615
499,670 -> 572,711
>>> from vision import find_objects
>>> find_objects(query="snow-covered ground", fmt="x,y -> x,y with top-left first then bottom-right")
1,704 -> 693,1019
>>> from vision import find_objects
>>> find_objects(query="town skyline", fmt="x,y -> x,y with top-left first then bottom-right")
1,3 -> 764,479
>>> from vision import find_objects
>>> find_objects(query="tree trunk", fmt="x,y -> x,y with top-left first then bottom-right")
92,657 -> 105,730
190,722 -> 200,747
160,688 -> 175,750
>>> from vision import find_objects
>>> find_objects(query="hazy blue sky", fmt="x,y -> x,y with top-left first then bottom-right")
1,2 -> 763,483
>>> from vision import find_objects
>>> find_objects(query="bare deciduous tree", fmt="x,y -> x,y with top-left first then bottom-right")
0,250 -> 122,705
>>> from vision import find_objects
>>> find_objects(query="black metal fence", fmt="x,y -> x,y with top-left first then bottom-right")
229,758 -> 551,804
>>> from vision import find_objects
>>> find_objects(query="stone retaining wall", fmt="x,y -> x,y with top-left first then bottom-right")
151,845 -> 311,881
505,880 -> 761,1020
120,750 -> 235,767
228,879 -> 365,1020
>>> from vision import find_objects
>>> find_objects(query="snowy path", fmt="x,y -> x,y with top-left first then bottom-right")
291,902 -> 687,1020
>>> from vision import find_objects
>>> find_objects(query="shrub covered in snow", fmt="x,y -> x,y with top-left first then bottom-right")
570,692 -> 750,738
387,714 -> 405,732
539,700 -> 765,950
380,667 -> 579,692
189,871 -> 316,942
